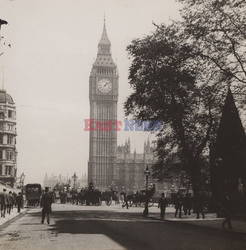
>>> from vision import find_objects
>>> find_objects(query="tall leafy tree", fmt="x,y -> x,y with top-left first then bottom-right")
125,23 -> 222,195
179,0 -> 246,96
125,0 -> 246,195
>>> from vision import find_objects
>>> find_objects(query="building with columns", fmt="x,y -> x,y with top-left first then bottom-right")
0,89 -> 17,187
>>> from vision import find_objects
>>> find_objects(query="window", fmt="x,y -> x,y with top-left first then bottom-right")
0,151 -> 2,159
6,151 -> 13,160
0,112 -> 4,119
8,124 -> 13,131
8,110 -> 12,118
7,135 -> 13,144
0,165 -> 2,175
5,166 -> 12,175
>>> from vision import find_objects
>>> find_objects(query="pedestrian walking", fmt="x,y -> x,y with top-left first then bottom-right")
120,191 -> 129,209
158,193 -> 168,219
16,192 -> 23,213
221,195 -> 232,229
12,192 -> 17,208
174,193 -> 182,218
194,193 -> 205,219
1,189 -> 9,218
183,193 -> 192,216
8,191 -> 14,215
40,187 -> 53,224
89,180 -> 94,191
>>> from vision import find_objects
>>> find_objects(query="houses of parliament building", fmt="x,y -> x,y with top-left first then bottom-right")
87,20 -> 158,191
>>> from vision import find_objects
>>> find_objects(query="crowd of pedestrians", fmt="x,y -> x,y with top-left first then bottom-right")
0,188 -> 23,218
157,192 -> 233,229
157,192 -> 206,220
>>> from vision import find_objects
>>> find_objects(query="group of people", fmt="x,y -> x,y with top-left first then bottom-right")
158,192 -> 233,229
158,192 -> 206,220
0,189 -> 23,218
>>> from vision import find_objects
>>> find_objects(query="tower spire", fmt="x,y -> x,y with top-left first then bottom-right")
99,17 -> 110,46
97,17 -> 111,56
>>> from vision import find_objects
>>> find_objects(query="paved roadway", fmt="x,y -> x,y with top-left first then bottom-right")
0,203 -> 245,250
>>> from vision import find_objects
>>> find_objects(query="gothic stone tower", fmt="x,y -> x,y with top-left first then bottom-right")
88,20 -> 119,188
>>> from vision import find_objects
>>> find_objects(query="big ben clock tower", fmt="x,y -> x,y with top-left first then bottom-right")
88,20 -> 119,188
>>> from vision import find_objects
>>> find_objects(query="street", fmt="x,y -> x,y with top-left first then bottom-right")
0,203 -> 245,250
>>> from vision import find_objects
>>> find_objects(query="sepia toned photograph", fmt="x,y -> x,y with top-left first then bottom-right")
0,0 -> 245,249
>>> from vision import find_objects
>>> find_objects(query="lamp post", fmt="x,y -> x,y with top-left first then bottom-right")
72,172 -> 78,188
143,166 -> 150,216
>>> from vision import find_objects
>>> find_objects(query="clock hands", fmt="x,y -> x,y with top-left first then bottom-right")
103,82 -> 109,88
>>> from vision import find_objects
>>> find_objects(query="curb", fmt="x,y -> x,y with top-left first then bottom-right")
147,215 -> 246,238
0,209 -> 28,230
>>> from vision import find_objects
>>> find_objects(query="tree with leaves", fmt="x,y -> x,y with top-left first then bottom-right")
125,0 -> 246,196
180,0 -> 246,96
125,23 -> 223,196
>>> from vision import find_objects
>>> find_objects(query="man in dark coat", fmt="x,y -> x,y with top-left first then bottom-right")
120,191 -> 129,209
221,195 -> 232,229
158,193 -> 168,219
8,191 -> 14,215
16,192 -> 23,213
40,187 -> 53,224
194,193 -> 205,219
174,193 -> 183,218
1,189 -> 9,218
183,193 -> 193,215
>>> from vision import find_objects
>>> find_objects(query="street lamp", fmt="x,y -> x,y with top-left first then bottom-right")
143,165 -> 150,216
72,172 -> 78,188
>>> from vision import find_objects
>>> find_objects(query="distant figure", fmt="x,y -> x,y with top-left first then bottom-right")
221,195 -> 232,229
183,193 -> 192,215
1,189 -> 9,218
194,193 -> 205,219
174,193 -> 183,218
158,193 -> 168,219
120,191 -> 129,209
89,180 -> 94,191
16,192 -> 23,213
40,187 -> 53,224
8,191 -> 14,215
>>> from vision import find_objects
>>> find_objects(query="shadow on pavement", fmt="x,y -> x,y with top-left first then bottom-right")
24,209 -> 246,250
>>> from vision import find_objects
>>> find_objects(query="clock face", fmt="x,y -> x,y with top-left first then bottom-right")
98,78 -> 112,93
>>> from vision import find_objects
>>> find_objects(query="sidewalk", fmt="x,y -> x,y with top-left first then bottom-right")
148,209 -> 246,235
0,207 -> 27,228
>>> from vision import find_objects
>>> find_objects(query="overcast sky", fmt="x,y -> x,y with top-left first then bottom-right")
0,0 -> 181,184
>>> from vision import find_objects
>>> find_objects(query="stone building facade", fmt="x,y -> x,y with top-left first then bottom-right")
0,90 -> 17,187
115,138 -> 156,191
